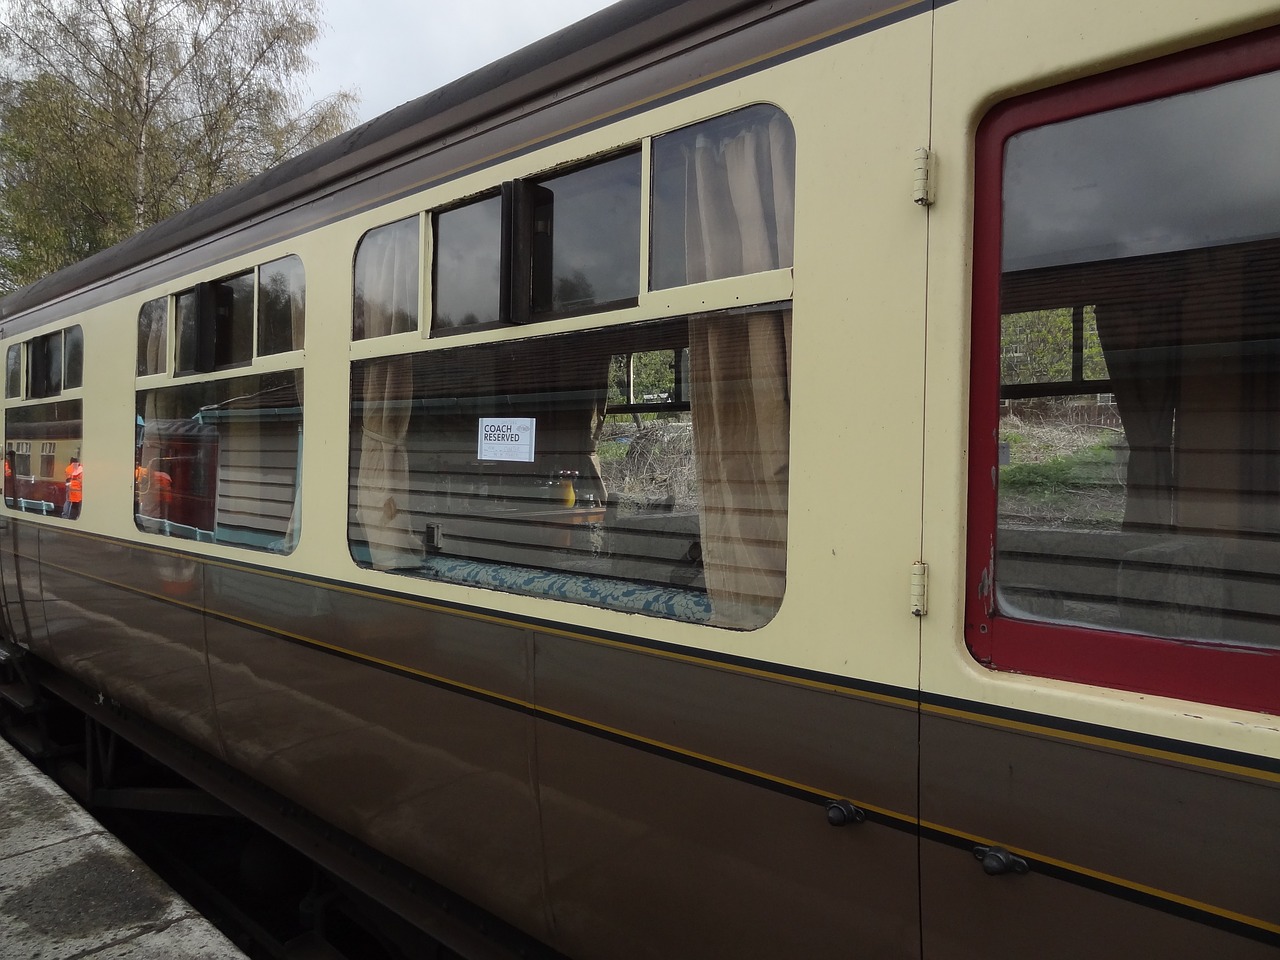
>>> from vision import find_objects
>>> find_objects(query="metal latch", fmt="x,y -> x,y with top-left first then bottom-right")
910,562 -> 928,617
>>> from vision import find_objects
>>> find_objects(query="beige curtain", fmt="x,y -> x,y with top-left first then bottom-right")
278,279 -> 306,552
355,222 -> 419,568
1095,301 -> 1180,531
690,311 -> 791,628
684,110 -> 794,628
574,356 -> 612,504
141,301 -> 167,376
685,110 -> 795,284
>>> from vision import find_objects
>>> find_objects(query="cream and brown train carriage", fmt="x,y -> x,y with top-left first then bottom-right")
0,0 -> 1278,957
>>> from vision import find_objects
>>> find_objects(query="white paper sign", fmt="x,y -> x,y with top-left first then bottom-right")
478,417 -> 536,462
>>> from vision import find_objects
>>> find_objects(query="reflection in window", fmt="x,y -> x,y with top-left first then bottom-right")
433,196 -> 502,332
6,345 -> 20,399
28,330 -> 63,399
354,217 -> 419,340
23,326 -> 82,400
176,289 -> 199,373
137,298 -> 167,377
995,68 -> 1280,649
213,272 -> 254,369
64,326 -> 83,390
258,255 -> 306,356
135,371 -> 302,552
348,307 -> 790,629
524,152 -> 640,317
171,258 -> 305,372
174,272 -> 253,373
651,104 -> 796,290
4,400 -> 82,517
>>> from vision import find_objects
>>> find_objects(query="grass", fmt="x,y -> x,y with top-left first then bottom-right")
998,409 -> 1127,528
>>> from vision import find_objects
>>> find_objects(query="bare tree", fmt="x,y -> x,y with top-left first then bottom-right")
0,0 -> 357,290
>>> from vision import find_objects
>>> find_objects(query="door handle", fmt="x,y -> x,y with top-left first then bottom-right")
972,845 -> 1029,876
825,799 -> 866,826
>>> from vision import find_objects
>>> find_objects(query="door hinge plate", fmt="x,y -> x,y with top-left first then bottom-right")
913,147 -> 935,207
910,561 -> 928,617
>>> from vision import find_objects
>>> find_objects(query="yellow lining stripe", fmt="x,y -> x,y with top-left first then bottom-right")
919,818 -> 1280,936
923,702 -> 1280,786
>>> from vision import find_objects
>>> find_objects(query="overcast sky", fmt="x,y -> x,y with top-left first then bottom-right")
306,0 -> 618,125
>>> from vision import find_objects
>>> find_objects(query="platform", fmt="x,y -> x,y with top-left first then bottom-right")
0,733 -> 247,959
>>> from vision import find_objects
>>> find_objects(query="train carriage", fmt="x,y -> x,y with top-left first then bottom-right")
0,0 -> 1278,957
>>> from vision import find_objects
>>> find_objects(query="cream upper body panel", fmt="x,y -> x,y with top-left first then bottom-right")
1,2 -> 938,692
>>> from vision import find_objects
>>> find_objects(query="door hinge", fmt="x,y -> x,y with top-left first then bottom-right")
912,147 -> 935,207
910,561 -> 928,617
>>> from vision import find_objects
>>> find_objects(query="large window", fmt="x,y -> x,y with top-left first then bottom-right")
136,371 -> 302,551
348,307 -> 790,628
4,401 -> 82,518
968,36 -> 1280,712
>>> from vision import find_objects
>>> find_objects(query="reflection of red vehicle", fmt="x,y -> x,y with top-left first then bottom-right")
136,420 -> 219,533
4,418 -> 81,515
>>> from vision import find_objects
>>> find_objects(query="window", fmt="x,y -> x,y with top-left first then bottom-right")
10,442 -> 30,478
258,255 -> 306,356
173,257 -> 306,373
428,151 -> 641,336
135,371 -> 302,551
176,271 -> 252,373
354,217 -> 420,340
433,196 -> 501,333
137,297 -> 167,376
13,326 -> 83,400
348,306 -> 790,628
968,34 -> 1280,712
516,151 -> 641,319
63,326 -> 83,389
651,105 -> 795,290
5,345 -> 20,399
4,404 -> 81,517
29,330 -> 63,399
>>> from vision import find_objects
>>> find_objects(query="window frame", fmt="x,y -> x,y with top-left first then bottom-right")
965,26 -> 1280,714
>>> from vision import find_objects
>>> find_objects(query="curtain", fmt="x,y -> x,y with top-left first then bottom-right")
684,110 -> 795,284
571,355 -> 612,505
355,224 -> 419,568
278,278 -> 306,552
141,302 -> 167,376
1095,301 -> 1180,531
690,311 -> 791,628
683,111 -> 794,628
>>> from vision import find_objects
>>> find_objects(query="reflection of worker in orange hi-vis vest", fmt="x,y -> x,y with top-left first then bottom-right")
63,457 -> 83,519
134,463 -> 149,516
153,470 -> 172,519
